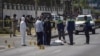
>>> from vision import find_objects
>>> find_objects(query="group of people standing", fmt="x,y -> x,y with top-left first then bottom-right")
11,14 -> 34,46
35,15 -> 91,47
11,14 -> 34,37
35,16 -> 51,46
35,15 -> 75,46
11,14 -> 91,46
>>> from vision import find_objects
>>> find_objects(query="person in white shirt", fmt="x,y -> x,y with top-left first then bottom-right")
20,17 -> 27,46
35,17 -> 44,46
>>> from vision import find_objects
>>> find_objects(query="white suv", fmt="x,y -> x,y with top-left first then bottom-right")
75,15 -> 96,34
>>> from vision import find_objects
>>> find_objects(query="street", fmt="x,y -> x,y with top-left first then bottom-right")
0,28 -> 100,56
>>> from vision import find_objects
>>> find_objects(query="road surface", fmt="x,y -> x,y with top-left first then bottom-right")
0,29 -> 100,56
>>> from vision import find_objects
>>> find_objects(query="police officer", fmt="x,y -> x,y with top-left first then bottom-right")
56,17 -> 66,43
25,15 -> 32,35
66,17 -> 75,45
84,16 -> 91,44
43,18 -> 51,45
11,14 -> 18,36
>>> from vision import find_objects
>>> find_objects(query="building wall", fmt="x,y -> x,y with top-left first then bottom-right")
3,3 -> 63,19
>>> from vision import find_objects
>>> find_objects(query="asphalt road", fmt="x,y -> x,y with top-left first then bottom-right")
0,28 -> 100,56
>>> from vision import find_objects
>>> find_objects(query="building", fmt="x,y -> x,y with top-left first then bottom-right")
0,0 -> 63,27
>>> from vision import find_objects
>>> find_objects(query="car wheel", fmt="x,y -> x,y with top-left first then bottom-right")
75,31 -> 79,35
92,29 -> 95,34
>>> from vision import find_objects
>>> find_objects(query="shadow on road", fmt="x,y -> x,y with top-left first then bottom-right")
75,33 -> 100,35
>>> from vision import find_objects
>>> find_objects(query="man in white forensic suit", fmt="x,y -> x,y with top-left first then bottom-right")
20,17 -> 27,46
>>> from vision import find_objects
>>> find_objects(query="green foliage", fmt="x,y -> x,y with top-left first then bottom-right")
73,0 -> 89,9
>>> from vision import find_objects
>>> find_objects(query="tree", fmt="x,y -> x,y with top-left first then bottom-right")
73,0 -> 89,9
72,0 -> 90,15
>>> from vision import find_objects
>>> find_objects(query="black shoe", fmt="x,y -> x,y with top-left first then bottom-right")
68,43 -> 75,45
84,43 -> 89,44
29,34 -> 32,35
44,43 -> 50,46
63,40 -> 67,43
27,34 -> 29,35
13,35 -> 16,37
45,44 -> 51,46
22,44 -> 27,46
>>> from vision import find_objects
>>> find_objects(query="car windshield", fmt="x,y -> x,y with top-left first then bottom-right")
52,15 -> 60,20
77,17 -> 92,21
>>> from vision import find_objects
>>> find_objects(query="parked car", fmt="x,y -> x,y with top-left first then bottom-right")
75,14 -> 96,35
41,12 -> 52,20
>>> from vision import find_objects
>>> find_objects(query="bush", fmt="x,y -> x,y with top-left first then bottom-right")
0,27 -> 11,34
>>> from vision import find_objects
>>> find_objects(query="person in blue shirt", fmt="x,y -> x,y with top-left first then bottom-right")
35,17 -> 44,46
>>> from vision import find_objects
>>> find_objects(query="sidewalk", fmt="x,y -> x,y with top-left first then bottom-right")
0,29 -> 68,50
0,28 -> 68,38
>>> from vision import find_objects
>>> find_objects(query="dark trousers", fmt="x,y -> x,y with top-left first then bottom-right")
44,31 -> 51,45
68,30 -> 74,44
36,32 -> 43,45
13,24 -> 17,36
58,30 -> 65,40
84,30 -> 90,44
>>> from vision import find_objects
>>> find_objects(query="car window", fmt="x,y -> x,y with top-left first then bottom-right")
52,15 -> 60,20
77,17 -> 92,21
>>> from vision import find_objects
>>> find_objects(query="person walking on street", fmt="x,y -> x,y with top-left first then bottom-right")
20,16 -> 27,46
35,17 -> 44,46
66,17 -> 75,45
84,16 -> 91,44
43,18 -> 51,45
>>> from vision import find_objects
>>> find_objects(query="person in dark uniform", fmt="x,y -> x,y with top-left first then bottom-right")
11,14 -> 18,36
84,16 -> 91,44
56,17 -> 66,43
43,18 -> 51,45
25,15 -> 33,35
66,18 -> 75,45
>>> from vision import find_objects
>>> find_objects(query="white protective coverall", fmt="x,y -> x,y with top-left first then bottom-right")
20,17 -> 26,45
